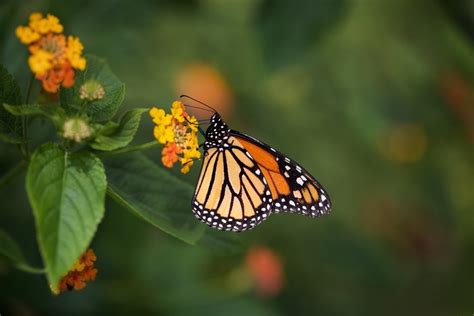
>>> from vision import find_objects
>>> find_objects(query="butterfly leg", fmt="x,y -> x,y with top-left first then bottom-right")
198,126 -> 207,137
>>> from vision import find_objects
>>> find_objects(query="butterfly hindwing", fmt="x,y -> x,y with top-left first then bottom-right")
230,130 -> 331,217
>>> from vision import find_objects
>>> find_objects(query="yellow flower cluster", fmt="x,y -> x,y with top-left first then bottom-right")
16,12 -> 86,93
150,101 -> 201,173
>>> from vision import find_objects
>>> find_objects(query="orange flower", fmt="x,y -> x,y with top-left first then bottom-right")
150,101 -> 201,173
161,143 -> 180,168
16,12 -> 86,93
37,62 -> 75,93
245,246 -> 284,297
56,248 -> 97,293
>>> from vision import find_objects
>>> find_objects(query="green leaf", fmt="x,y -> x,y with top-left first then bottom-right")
3,103 -> 65,127
27,143 -> 107,286
0,64 -> 22,143
104,153 -> 205,244
91,108 -> 147,151
0,229 -> 45,273
60,55 -> 125,122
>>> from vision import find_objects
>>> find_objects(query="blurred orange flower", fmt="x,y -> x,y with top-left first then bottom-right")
56,248 -> 97,293
175,63 -> 234,118
16,12 -> 86,93
150,101 -> 201,173
245,246 -> 284,297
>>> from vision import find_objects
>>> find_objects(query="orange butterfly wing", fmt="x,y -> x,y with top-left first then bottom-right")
230,131 -> 331,217
192,136 -> 273,231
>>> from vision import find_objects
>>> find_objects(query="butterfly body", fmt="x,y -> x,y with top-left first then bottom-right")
192,113 -> 331,232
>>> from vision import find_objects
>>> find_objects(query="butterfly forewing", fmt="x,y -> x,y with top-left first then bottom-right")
192,135 -> 273,231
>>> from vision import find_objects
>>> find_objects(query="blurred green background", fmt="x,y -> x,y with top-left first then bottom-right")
1,0 -> 473,315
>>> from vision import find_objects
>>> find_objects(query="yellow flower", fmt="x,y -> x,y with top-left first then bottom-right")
46,14 -> 63,33
72,260 -> 86,272
15,26 -> 40,44
32,17 -> 49,34
154,124 -> 175,144
186,131 -> 199,147
171,101 -> 185,123
28,50 -> 53,75
28,12 -> 43,31
29,13 -> 63,34
150,107 -> 172,126
66,36 -> 86,70
180,158 -> 194,174
187,115 -> 198,132
29,12 -> 43,22
185,147 -> 201,160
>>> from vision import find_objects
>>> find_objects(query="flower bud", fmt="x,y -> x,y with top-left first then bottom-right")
79,79 -> 105,101
62,118 -> 91,142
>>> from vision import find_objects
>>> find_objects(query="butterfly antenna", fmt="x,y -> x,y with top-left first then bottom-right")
180,94 -> 218,113
184,116 -> 210,126
182,104 -> 215,113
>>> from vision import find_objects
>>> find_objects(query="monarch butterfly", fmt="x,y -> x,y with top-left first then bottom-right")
183,95 -> 331,232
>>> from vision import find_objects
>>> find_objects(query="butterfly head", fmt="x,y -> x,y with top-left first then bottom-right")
204,113 -> 230,150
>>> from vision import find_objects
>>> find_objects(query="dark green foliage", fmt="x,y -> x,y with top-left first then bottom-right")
104,152 -> 205,244
91,108 -> 147,151
0,64 -> 22,143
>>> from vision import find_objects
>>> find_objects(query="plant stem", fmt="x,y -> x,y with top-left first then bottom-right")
97,141 -> 159,157
16,263 -> 46,274
0,161 -> 27,190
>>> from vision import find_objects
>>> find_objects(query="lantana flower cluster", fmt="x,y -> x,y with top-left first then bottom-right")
16,12 -> 87,93
150,101 -> 201,173
57,248 -> 97,293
